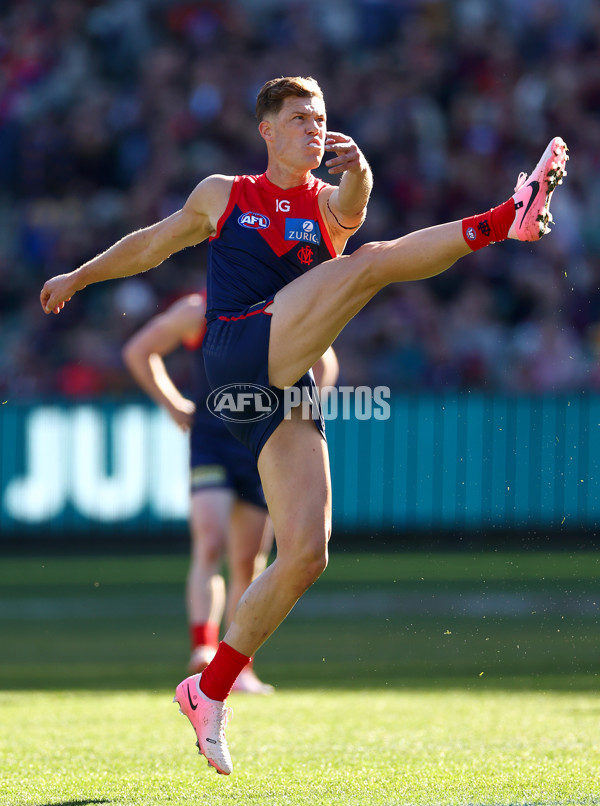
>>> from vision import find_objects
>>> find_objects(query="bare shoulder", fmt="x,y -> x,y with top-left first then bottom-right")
151,294 -> 205,341
186,174 -> 235,232
156,175 -> 234,248
192,174 -> 234,200
180,293 -> 206,326
182,292 -> 206,311
169,293 -> 206,325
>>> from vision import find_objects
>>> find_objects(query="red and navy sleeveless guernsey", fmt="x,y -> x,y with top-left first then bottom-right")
206,173 -> 337,322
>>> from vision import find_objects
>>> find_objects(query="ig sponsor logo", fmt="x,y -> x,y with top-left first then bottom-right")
207,383 -> 279,422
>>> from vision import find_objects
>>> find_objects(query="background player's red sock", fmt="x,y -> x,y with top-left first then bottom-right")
462,197 -> 516,251
200,640 -> 251,701
190,621 -> 219,651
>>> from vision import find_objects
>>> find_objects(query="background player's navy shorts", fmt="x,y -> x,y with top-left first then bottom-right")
190,412 -> 267,510
203,296 -> 326,461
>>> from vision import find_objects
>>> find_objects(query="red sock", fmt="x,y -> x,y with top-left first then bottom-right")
200,641 -> 251,701
190,622 -> 219,651
462,197 -> 516,251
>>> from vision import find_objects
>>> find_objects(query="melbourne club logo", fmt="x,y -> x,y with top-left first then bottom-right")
238,212 -> 270,229
297,245 -> 314,265
477,219 -> 491,237
207,383 -> 279,422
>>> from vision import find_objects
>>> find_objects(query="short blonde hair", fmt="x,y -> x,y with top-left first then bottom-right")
255,76 -> 324,122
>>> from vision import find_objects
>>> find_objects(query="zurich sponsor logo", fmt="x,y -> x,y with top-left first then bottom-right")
466,226 -> 477,241
238,212 -> 270,229
285,218 -> 321,244
206,383 -> 279,423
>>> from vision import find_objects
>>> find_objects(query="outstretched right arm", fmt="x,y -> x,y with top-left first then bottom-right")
40,175 -> 232,314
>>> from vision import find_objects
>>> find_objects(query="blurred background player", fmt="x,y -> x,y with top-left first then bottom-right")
123,291 -> 273,694
122,291 -> 339,694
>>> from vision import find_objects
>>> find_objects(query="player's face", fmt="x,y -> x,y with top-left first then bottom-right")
269,95 -> 327,170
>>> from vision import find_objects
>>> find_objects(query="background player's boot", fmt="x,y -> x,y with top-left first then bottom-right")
188,644 -> 217,673
231,666 -> 275,695
173,673 -> 233,775
508,136 -> 568,241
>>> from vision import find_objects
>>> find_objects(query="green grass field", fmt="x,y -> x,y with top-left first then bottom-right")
1,549 -> 599,804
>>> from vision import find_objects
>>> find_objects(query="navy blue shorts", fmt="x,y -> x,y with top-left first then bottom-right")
203,296 -> 325,461
190,413 -> 267,510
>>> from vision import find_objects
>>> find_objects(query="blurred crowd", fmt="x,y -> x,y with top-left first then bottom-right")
1,0 -> 599,400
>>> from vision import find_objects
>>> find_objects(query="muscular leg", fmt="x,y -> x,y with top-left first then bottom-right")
224,500 -> 271,629
221,406 -> 331,657
226,502 -> 275,693
268,221 -> 469,387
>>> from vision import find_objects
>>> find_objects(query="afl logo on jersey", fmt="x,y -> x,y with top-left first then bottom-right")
238,212 -> 270,229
